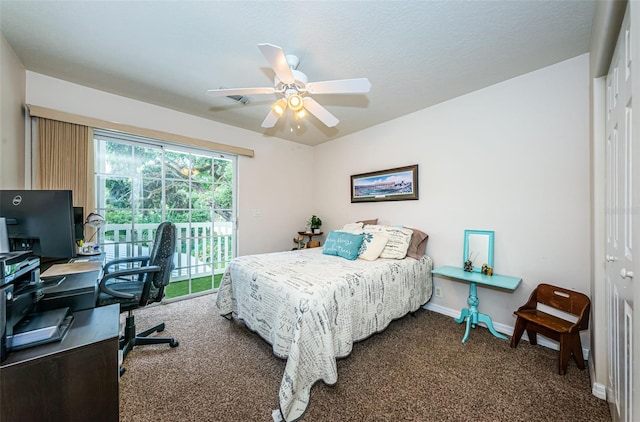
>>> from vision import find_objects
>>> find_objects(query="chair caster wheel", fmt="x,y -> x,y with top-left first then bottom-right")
170,339 -> 179,348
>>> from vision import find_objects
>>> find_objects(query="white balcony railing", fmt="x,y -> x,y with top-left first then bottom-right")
99,222 -> 233,282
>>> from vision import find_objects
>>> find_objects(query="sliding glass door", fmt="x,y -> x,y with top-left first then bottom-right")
93,130 -> 236,300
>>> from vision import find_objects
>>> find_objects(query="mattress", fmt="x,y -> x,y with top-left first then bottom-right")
216,247 -> 433,421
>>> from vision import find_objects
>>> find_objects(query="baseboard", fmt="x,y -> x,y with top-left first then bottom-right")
422,302 -> 590,361
423,302 -> 459,318
589,357 -> 608,400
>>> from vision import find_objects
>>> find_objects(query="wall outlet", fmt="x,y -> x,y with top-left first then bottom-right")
434,286 -> 443,298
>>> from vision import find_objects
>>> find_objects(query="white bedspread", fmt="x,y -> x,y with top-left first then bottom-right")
216,248 -> 433,421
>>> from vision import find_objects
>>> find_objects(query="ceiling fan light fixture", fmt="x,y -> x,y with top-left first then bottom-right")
294,108 -> 306,119
287,93 -> 304,111
272,99 -> 287,116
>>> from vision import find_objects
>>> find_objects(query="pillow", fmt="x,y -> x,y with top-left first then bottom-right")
405,227 -> 429,259
356,218 -> 378,226
340,222 -> 364,234
358,232 -> 389,261
364,225 -> 413,259
323,231 -> 365,260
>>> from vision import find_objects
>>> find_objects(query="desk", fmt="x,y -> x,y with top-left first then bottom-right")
1,304 -> 120,421
39,254 -> 105,312
39,269 -> 101,312
431,265 -> 522,343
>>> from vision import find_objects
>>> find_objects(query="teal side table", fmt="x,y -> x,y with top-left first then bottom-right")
431,265 -> 522,343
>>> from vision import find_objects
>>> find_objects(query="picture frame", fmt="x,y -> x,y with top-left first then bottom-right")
463,229 -> 494,273
350,165 -> 419,203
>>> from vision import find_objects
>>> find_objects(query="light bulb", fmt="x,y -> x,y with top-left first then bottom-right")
287,93 -> 303,111
272,99 -> 287,116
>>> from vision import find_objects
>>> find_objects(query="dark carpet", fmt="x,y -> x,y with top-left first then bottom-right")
118,294 -> 611,422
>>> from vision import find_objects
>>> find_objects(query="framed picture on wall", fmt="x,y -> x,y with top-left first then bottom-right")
350,165 -> 419,203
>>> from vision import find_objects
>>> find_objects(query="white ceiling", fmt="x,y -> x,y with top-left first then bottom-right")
1,1 -> 596,147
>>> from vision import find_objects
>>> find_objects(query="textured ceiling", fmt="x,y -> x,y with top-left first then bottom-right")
1,1 -> 595,146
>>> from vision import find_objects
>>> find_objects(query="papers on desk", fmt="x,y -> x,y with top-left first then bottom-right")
40,261 -> 102,278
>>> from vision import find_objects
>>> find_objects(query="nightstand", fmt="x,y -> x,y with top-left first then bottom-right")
294,231 -> 323,249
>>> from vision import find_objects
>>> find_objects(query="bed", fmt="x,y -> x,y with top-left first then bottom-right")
216,226 -> 432,422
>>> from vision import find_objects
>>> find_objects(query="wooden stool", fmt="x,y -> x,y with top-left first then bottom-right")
510,283 -> 590,375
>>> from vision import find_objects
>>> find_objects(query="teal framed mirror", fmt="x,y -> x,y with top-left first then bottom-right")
463,229 -> 494,273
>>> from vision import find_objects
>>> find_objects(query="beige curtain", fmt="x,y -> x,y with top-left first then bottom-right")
34,118 -> 95,230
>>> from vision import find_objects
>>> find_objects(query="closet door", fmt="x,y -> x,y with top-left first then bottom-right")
604,5 -> 634,422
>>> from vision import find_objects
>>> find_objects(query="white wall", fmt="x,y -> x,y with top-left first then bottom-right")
25,72 -> 314,256
314,54 -> 590,334
0,33 -> 26,189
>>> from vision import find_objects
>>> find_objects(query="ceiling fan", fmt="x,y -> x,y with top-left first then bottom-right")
207,43 -> 371,128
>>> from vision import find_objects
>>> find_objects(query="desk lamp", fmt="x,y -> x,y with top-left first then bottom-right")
81,212 -> 106,254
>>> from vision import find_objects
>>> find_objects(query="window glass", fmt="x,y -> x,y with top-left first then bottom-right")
93,129 -> 236,299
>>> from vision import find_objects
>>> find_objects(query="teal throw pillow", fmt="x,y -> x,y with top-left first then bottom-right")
322,231 -> 365,260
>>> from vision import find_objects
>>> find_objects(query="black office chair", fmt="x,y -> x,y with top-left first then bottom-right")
97,221 -> 179,371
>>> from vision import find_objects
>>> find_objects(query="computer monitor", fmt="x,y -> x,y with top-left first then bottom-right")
0,190 -> 77,264
73,207 -> 84,242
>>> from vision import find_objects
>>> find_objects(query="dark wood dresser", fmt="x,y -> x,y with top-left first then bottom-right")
1,304 -> 120,421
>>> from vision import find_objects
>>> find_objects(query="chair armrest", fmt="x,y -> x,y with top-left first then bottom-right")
515,289 -> 539,312
103,256 -> 151,273
99,265 -> 160,299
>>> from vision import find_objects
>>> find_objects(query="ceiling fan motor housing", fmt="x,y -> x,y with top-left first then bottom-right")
274,63 -> 308,93
285,54 -> 300,70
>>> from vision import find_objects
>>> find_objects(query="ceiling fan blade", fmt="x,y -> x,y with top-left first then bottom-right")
261,109 -> 280,128
207,87 -> 276,97
303,97 -> 339,128
258,43 -> 295,85
306,78 -> 371,95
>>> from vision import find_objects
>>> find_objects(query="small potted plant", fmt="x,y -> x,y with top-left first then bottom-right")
309,215 -> 322,234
